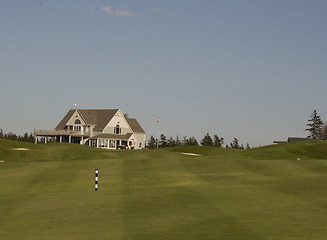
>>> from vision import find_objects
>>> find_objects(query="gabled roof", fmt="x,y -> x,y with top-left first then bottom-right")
55,109 -> 75,130
125,117 -> 145,133
55,109 -> 119,131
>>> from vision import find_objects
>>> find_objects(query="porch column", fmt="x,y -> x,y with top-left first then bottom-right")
81,136 -> 84,145
45,137 -> 47,144
69,136 -> 71,143
60,136 -> 62,143
35,136 -> 38,144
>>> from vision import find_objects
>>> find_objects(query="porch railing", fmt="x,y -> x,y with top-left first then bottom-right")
34,129 -> 90,137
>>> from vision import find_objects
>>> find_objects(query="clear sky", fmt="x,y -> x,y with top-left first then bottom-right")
1,0 -> 326,147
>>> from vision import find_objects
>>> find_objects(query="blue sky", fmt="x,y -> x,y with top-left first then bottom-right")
1,0 -> 326,146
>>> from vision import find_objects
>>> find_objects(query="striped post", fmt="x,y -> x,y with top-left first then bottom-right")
95,169 -> 98,191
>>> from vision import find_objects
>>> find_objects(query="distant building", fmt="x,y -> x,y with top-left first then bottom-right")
287,137 -> 310,143
273,140 -> 287,144
273,137 -> 310,144
34,109 -> 145,149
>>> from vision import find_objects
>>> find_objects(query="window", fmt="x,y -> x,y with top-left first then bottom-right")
74,119 -> 81,124
139,142 -> 142,148
91,139 -> 97,147
109,140 -> 115,148
114,125 -> 121,134
99,139 -> 108,148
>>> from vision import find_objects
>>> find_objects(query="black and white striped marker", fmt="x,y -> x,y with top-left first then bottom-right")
95,169 -> 98,191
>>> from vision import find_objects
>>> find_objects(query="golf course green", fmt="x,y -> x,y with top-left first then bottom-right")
1,139 -> 327,239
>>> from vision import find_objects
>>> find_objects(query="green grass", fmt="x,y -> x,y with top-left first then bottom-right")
1,139 -> 327,239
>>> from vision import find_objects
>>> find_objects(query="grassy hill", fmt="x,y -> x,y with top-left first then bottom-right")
1,139 -> 327,239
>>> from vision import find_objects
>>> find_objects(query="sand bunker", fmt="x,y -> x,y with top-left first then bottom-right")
181,152 -> 202,156
0,160 -> 5,163
12,148 -> 30,151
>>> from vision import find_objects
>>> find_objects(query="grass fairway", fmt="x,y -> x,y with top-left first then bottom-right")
1,139 -> 327,239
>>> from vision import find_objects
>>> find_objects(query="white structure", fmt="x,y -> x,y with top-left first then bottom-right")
34,109 -> 146,149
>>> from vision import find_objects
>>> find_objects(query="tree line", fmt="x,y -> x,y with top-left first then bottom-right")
147,133 -> 250,149
148,109 -> 327,149
0,129 -> 35,142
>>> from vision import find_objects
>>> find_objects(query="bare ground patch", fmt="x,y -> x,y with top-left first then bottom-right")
180,152 -> 202,157
12,148 -> 30,151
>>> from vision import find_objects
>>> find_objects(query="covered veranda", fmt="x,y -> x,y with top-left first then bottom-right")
33,130 -> 90,144
88,133 -> 135,149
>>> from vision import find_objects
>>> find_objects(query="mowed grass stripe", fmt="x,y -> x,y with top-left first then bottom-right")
183,158 -> 327,239
0,158 -> 126,240
119,154 -> 327,239
120,155 -> 211,240
119,155 -> 256,239
120,156 -> 266,239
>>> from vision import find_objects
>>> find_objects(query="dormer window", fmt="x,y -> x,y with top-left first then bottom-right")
114,124 -> 121,134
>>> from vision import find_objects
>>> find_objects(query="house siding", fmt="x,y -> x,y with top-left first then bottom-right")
134,132 -> 146,149
103,113 -> 132,135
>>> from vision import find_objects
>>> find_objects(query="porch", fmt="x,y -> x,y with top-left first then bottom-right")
88,133 -> 135,150
33,130 -> 90,144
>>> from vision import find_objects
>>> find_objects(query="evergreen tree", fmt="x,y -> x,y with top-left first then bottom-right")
168,136 -> 176,147
184,136 -> 199,146
213,135 -> 224,147
23,132 -> 29,142
306,110 -> 324,139
230,138 -> 240,149
148,136 -> 156,149
201,133 -> 213,146
0,129 -> 3,138
29,133 -> 34,142
175,135 -> 182,146
321,123 -> 327,140
159,134 -> 168,148
182,136 -> 188,146
190,136 -> 199,146
246,143 -> 251,149
5,132 -> 18,141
